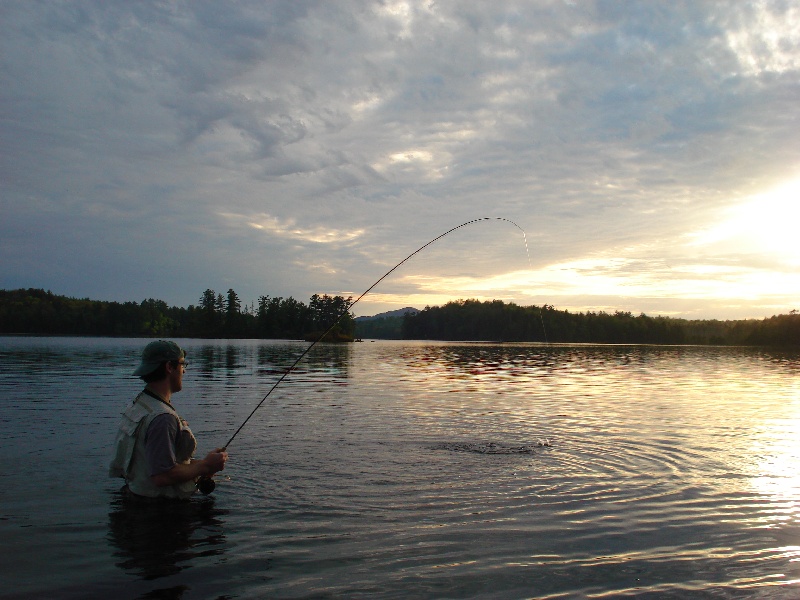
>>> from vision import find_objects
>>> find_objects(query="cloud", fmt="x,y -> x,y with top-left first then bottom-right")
220,211 -> 365,244
1,0 -> 799,319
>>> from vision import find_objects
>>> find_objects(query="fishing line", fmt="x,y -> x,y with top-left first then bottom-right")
221,217 -> 530,452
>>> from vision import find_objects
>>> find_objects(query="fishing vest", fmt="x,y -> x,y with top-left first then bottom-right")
109,390 -> 198,499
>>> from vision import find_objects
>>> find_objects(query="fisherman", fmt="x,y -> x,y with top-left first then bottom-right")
110,340 -> 228,500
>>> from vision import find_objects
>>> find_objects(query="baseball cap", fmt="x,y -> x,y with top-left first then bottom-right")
132,340 -> 185,376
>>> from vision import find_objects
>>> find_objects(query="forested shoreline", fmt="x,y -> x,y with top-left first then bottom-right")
0,288 -> 355,340
1,289 -> 798,347
401,300 -> 800,346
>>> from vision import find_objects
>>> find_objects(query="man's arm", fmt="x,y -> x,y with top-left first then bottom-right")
150,449 -> 228,487
145,414 -> 227,487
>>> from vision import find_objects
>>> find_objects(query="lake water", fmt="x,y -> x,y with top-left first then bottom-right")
1,337 -> 799,599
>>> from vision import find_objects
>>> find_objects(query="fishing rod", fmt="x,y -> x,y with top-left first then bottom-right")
198,217 -> 532,493
196,218 -> 531,494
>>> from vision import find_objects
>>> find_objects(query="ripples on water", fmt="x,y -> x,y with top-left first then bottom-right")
1,337 -> 799,599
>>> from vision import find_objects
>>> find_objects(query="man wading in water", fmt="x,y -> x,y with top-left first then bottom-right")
110,340 -> 228,500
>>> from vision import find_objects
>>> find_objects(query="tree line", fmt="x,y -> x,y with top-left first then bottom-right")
0,288 -> 355,340
401,299 -> 800,346
2,289 -> 798,346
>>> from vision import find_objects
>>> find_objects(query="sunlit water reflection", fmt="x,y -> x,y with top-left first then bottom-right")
1,337 -> 799,598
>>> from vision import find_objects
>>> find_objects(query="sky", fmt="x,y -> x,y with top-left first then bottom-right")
2,1 -> 799,319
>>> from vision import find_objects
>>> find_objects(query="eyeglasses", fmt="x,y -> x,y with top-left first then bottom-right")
172,360 -> 189,369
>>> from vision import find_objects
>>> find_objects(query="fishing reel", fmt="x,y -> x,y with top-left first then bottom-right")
197,476 -> 216,495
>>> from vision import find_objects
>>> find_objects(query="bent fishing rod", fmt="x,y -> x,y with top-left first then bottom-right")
221,217 -> 529,452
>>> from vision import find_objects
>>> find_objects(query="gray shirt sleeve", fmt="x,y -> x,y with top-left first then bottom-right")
144,413 -> 179,476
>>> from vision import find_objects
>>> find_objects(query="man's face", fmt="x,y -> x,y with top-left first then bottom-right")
168,358 -> 186,393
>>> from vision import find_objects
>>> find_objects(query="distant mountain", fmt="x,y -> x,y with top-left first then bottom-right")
355,307 -> 420,322
354,307 -> 419,339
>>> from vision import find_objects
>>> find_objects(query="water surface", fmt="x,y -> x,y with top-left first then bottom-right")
1,337 -> 799,598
